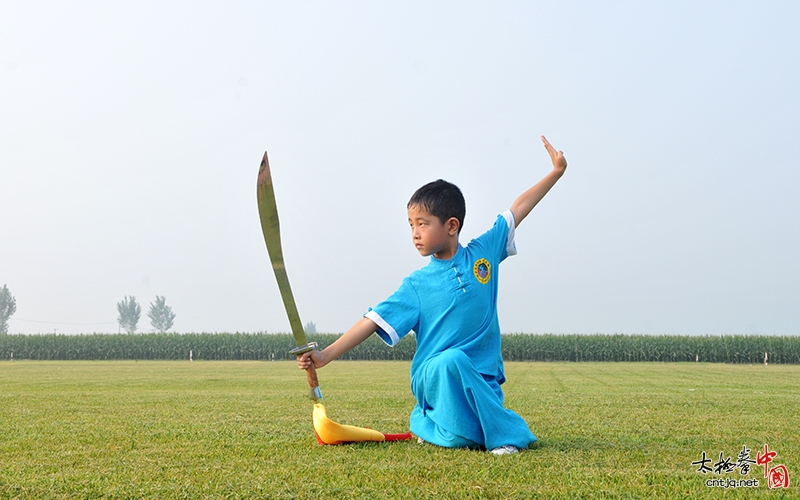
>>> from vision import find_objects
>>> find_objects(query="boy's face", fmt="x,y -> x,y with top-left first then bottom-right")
407,204 -> 458,258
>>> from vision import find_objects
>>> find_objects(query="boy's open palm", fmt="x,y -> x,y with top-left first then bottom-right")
541,135 -> 567,173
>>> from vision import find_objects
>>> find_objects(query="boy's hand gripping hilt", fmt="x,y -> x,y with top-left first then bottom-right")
290,342 -> 322,400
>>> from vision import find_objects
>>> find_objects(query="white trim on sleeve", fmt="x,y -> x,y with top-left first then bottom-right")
501,209 -> 518,256
365,310 -> 400,346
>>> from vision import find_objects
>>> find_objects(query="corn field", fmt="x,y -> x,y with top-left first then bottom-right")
501,333 -> 800,363
0,333 -> 798,363
0,333 -> 412,362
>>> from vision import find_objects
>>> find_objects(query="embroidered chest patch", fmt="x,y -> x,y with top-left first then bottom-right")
473,258 -> 491,284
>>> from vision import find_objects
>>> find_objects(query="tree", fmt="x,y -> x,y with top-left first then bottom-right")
116,296 -> 141,334
304,320 -> 316,334
148,295 -> 176,333
0,284 -> 16,334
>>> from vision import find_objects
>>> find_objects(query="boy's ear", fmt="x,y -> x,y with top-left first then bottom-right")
446,217 -> 460,235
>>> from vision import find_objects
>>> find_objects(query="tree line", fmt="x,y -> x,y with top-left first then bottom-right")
0,284 -> 175,334
116,295 -> 175,333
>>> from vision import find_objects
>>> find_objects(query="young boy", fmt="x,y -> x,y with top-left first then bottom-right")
298,135 -> 567,454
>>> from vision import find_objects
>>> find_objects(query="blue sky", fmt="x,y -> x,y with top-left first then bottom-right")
1,1 -> 798,335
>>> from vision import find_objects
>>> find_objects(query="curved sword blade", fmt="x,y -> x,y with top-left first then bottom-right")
256,151 -> 321,400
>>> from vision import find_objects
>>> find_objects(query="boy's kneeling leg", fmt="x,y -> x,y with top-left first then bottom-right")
411,349 -> 536,450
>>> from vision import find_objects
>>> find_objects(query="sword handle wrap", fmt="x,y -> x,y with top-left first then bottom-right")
306,365 -> 322,400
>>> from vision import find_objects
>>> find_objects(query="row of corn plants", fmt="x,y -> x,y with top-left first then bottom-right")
501,333 -> 800,363
0,333 -> 413,362
0,333 -> 798,363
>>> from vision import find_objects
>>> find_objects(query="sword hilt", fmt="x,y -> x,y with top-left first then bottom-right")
290,342 -> 322,401
289,342 -> 318,356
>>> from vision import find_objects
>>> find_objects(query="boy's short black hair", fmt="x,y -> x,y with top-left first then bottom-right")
408,179 -> 466,233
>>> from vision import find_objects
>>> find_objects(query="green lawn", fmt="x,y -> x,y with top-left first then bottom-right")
0,361 -> 797,498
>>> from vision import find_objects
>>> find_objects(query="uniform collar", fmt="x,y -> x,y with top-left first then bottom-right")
429,244 -> 464,266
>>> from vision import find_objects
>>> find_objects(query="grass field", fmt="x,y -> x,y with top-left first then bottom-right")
0,360 -> 797,499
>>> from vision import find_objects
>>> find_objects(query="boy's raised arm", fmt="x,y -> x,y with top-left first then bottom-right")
510,135 -> 567,227
297,317 -> 378,370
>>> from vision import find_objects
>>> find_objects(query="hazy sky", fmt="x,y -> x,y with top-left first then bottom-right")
1,1 -> 798,336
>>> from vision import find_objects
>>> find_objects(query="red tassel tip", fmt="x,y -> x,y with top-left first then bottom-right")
382,432 -> 414,442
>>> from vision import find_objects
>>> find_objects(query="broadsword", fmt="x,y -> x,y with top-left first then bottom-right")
256,151 -> 322,401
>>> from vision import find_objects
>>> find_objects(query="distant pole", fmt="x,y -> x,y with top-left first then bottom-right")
190,350 -> 193,363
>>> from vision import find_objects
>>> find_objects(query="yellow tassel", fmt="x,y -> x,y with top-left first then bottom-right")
313,403 -> 386,444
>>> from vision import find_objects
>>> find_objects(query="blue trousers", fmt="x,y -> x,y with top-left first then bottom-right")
409,349 -> 537,450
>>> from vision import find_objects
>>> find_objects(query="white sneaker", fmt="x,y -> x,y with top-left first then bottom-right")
490,445 -> 520,455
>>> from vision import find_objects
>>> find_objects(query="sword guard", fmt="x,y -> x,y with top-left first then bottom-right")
289,342 -> 318,356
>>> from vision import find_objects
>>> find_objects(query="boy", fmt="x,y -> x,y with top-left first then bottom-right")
298,135 -> 567,454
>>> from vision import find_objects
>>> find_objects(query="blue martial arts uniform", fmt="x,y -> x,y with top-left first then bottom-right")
365,210 -> 537,450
